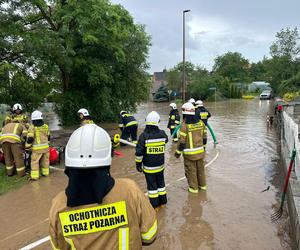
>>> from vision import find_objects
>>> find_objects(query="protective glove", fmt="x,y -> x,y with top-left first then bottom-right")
136,162 -> 143,172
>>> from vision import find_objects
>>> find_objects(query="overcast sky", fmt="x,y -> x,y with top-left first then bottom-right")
110,0 -> 299,73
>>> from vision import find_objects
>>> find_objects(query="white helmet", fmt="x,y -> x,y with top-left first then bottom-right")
169,103 -> 177,110
78,108 -> 90,117
188,98 -> 195,104
120,110 -> 127,115
31,110 -> 43,121
195,100 -> 203,107
65,124 -> 112,168
13,103 -> 22,111
182,102 -> 195,115
145,111 -> 160,126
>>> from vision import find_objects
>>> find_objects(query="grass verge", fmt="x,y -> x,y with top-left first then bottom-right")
0,165 -> 27,195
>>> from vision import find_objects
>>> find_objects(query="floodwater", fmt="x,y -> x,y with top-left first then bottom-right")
0,99 -> 293,249
134,100 -> 292,250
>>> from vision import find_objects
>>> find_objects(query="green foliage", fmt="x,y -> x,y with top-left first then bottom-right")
189,71 -> 216,99
0,0 -> 151,125
213,52 -> 250,82
167,61 -> 195,93
153,84 -> 169,102
268,27 -> 300,93
167,27 -> 300,100
249,59 -> 269,81
270,27 -> 300,59
0,62 -> 54,111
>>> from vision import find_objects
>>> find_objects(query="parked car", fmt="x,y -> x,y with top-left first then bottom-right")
260,90 -> 273,100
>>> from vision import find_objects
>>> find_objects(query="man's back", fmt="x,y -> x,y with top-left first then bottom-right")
50,178 -> 157,250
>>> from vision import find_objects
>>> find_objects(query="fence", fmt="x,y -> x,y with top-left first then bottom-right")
282,111 -> 300,176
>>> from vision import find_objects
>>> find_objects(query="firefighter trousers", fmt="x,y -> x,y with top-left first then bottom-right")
184,158 -> 206,193
121,124 -> 138,144
2,142 -> 25,176
145,171 -> 167,208
31,151 -> 50,180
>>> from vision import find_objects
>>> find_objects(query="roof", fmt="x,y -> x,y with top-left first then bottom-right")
153,72 -> 166,82
249,81 -> 270,86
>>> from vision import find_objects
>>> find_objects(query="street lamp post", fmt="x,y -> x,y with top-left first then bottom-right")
182,9 -> 190,103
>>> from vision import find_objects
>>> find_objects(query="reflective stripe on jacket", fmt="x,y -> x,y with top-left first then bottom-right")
49,178 -> 157,249
195,107 -> 211,125
176,120 -> 207,160
26,124 -> 50,152
4,114 -> 28,126
119,114 -> 138,128
0,123 -> 25,144
167,109 -> 180,129
135,129 -> 168,174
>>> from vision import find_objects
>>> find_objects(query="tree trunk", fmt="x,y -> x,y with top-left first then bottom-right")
59,66 -> 70,92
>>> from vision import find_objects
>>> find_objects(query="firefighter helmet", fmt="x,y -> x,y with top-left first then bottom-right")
188,98 -> 196,104
169,103 -> 177,110
195,100 -> 203,107
145,111 -> 160,126
31,110 -> 43,121
12,103 -> 22,111
78,108 -> 90,117
182,102 -> 195,115
65,124 -> 112,168
120,110 -> 127,115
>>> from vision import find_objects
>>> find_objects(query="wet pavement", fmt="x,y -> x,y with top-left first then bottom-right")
0,99 -> 293,249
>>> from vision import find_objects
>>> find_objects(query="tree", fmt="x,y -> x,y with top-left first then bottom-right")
0,62 -> 53,111
0,0 -> 150,125
270,27 -> 300,60
212,52 -> 250,82
166,61 -> 195,94
153,84 -> 169,102
249,59 -> 269,82
267,27 -> 300,93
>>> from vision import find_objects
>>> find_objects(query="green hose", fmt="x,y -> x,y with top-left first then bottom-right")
172,124 -> 182,138
207,123 -> 218,144
172,122 -> 218,144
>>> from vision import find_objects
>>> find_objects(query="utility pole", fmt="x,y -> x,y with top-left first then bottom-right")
182,9 -> 190,103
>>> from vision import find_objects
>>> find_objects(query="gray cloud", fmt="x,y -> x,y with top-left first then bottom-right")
111,0 -> 300,72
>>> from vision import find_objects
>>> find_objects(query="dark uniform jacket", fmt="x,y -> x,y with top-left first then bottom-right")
135,126 -> 168,174
195,107 -> 211,125
118,114 -> 137,130
167,109 -> 180,129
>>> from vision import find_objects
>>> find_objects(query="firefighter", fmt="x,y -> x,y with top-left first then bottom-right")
4,103 -> 28,126
49,124 -> 157,249
119,111 -> 138,144
135,111 -> 168,210
78,108 -> 94,126
175,102 -> 207,193
26,110 -> 50,180
0,120 -> 27,176
195,100 -> 211,126
167,103 -> 180,142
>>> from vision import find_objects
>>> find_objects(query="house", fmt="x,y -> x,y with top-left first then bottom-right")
248,81 -> 271,92
151,69 -> 168,96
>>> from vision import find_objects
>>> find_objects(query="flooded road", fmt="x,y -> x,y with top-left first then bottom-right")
134,100 -> 292,250
0,99 -> 293,249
